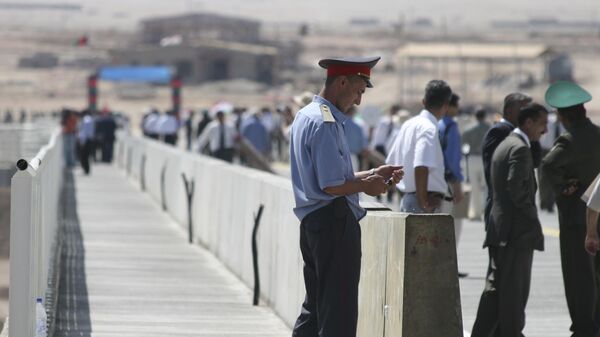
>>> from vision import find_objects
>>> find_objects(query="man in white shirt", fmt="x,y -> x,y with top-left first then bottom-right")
385,109 -> 411,155
584,172 -> 600,255
196,110 -> 237,162
387,80 -> 453,213
156,110 -> 180,146
143,110 -> 160,139
78,110 -> 96,175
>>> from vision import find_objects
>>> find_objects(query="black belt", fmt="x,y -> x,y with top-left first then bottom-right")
406,191 -> 453,202
304,197 -> 352,223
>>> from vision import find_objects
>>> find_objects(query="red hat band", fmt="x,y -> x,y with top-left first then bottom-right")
327,65 -> 371,78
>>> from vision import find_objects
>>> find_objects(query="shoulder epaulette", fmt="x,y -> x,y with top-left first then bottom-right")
320,104 -> 335,123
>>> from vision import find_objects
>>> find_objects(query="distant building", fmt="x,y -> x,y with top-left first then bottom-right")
140,13 -> 261,45
349,18 -> 381,26
110,40 -> 278,85
18,52 -> 59,68
491,18 -> 600,32
395,42 -> 556,104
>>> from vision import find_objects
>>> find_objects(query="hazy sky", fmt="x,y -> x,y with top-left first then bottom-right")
0,0 -> 598,30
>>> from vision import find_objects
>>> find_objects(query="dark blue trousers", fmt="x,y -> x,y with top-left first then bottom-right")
292,198 -> 362,337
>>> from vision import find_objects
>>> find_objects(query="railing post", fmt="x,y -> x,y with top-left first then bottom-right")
252,204 -> 264,306
140,154 -> 146,191
160,162 -> 168,211
181,173 -> 195,244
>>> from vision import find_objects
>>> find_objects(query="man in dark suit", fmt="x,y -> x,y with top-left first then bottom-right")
542,81 -> 600,337
95,111 -> 117,163
482,93 -> 543,226
471,103 -> 548,337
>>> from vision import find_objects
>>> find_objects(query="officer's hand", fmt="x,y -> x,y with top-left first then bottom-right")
363,174 -> 388,196
376,165 -> 403,180
585,233 -> 600,256
387,168 -> 404,188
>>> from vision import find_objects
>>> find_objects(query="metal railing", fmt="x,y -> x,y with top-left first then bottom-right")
9,129 -> 63,337
0,122 -> 57,170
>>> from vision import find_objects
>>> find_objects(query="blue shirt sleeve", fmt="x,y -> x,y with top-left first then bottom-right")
444,122 -> 464,182
311,123 -> 348,189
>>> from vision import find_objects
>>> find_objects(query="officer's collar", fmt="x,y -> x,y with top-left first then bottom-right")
313,95 -> 349,123
567,117 -> 592,132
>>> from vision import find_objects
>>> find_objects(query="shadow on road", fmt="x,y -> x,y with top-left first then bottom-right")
54,171 -> 91,337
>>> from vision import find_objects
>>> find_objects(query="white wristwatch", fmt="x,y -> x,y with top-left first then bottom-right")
369,168 -> 376,176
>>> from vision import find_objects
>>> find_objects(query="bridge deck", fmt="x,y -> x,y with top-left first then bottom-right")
52,162 -> 574,337
54,165 -> 290,337
457,204 -> 570,337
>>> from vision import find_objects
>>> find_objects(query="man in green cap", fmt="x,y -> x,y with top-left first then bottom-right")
541,81 -> 600,337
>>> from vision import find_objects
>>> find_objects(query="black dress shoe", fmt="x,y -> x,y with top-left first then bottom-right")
458,272 -> 469,278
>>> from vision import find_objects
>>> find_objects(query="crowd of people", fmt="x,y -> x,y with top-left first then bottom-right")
61,108 -> 127,175
1,109 -> 57,124
286,55 -> 600,337
140,103 -> 295,165
56,54 -> 600,337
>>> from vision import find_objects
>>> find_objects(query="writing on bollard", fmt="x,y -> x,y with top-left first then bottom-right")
415,233 -> 441,248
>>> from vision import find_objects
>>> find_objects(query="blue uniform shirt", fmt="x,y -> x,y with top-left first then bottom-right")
344,117 -> 368,155
438,116 -> 464,182
290,95 -> 366,221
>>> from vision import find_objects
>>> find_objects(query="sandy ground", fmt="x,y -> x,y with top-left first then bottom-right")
0,29 -> 599,133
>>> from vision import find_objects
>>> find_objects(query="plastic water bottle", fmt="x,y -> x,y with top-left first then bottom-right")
35,297 -> 47,337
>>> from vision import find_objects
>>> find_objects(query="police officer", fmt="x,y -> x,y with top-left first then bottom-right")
541,81 -> 600,337
290,56 -> 403,337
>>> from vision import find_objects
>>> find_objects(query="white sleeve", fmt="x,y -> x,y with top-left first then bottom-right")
385,131 -> 402,165
414,127 -> 440,168
585,173 -> 600,212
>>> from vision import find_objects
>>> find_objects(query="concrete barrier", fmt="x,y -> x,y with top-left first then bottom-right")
9,129 -> 63,337
116,134 -> 463,337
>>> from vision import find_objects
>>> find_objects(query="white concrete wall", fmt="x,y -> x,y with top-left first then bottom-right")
116,135 -> 463,336
117,136 -> 305,325
9,130 -> 63,337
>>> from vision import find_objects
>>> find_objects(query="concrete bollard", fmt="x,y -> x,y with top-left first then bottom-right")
359,213 -> 463,337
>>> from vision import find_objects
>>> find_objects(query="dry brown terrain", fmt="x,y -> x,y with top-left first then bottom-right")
0,29 -> 599,135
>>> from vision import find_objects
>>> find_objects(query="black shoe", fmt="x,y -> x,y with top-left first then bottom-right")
458,272 -> 469,278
